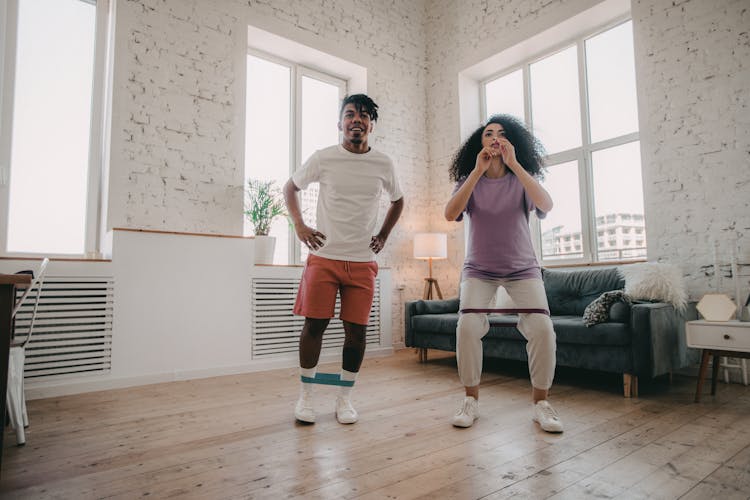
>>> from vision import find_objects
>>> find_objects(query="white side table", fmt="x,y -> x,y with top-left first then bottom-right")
686,320 -> 750,402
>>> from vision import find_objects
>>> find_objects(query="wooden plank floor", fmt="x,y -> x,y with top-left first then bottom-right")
1,349 -> 749,499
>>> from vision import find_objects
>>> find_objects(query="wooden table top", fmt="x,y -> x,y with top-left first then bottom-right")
0,274 -> 32,286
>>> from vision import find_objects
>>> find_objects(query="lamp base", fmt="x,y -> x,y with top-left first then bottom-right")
423,278 -> 443,300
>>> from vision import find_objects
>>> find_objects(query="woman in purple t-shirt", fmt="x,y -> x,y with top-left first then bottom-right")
444,114 -> 563,433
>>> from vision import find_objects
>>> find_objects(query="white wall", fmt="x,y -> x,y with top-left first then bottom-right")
424,0 -> 604,299
106,0 -> 431,346
424,0 -> 750,302
632,0 -> 750,300
97,0 -> 749,350
110,230 -> 255,381
0,231 -> 393,399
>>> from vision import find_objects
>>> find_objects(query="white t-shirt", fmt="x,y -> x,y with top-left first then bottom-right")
292,144 -> 403,262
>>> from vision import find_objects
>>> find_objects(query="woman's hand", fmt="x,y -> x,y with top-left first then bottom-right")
498,137 -> 520,171
474,147 -> 497,175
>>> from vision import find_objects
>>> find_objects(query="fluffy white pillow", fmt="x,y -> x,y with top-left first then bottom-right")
617,263 -> 687,311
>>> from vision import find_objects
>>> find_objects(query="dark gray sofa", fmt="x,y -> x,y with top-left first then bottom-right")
404,267 -> 696,397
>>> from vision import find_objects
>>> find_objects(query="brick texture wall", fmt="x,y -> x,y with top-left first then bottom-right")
424,0 -> 596,299
111,0 -> 241,235
632,0 -> 750,300
425,0 -> 749,303
108,0 -> 430,345
107,0 -> 749,345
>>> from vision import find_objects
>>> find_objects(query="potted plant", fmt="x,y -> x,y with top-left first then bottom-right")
244,179 -> 287,264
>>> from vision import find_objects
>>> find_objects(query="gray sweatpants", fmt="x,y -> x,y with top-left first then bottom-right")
457,277 -> 556,390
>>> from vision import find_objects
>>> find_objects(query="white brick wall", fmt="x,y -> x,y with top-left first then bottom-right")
633,0 -> 750,300
424,0 -> 594,300
110,0 -> 241,235
107,0 -> 749,345
425,0 -> 749,304
108,0 -> 430,345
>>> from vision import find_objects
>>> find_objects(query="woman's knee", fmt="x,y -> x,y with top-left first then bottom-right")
520,314 -> 556,343
457,315 -> 487,351
457,314 -> 486,335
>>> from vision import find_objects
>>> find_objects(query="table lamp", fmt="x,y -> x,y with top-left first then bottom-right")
414,232 -> 447,299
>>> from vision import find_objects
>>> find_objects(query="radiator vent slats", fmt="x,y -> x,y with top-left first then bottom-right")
252,278 -> 381,358
14,276 -> 114,380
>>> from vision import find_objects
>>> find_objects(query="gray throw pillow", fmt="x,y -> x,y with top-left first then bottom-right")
583,290 -> 631,327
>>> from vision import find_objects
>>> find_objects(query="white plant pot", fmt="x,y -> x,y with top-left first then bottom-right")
254,235 -> 276,265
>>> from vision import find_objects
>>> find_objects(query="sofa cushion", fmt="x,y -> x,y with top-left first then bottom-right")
412,313 -> 460,335
543,267 -> 624,316
485,324 -> 527,342
412,313 -> 630,347
482,315 -> 630,346
551,316 -> 631,346
486,315 -> 526,341
412,313 -> 528,337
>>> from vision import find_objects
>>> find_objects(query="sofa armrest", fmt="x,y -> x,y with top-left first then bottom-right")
630,301 -> 697,377
404,301 -> 417,347
404,298 -> 459,347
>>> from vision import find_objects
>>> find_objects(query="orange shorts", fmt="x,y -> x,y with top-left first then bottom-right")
293,254 -> 378,326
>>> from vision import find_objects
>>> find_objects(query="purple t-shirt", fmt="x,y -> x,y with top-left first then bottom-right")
454,174 -> 547,280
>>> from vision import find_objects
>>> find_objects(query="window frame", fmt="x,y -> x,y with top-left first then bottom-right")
479,15 -> 642,266
245,48 -> 347,265
0,0 -> 111,259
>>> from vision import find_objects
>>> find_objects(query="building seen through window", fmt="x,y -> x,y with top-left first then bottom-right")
482,19 -> 644,264
542,213 -> 646,261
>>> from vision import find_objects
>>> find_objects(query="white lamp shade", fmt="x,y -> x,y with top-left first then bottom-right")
414,233 -> 447,260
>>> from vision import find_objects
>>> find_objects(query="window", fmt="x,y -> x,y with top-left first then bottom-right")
0,0 -> 110,257
482,19 -> 645,264
244,51 -> 345,265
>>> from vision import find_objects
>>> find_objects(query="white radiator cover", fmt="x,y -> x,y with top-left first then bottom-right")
3,232 -> 392,398
14,276 -> 114,380
252,277 -> 382,358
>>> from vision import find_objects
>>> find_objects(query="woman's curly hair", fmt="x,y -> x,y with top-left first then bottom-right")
449,114 -> 546,182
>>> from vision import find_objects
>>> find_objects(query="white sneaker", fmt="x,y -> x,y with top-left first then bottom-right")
294,392 -> 315,423
451,396 -> 479,428
533,400 -> 563,433
335,396 -> 358,424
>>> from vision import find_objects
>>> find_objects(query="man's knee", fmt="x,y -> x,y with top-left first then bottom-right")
343,320 -> 367,336
304,318 -> 330,337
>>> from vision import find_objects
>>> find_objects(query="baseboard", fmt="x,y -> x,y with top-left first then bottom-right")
25,346 -> 394,400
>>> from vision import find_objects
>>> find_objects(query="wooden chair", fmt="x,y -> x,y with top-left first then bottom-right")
7,258 -> 49,446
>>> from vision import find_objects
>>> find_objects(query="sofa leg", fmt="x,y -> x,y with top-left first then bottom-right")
416,348 -> 427,363
623,373 -> 638,398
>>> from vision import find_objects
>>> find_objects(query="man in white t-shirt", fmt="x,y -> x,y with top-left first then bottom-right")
283,94 -> 404,425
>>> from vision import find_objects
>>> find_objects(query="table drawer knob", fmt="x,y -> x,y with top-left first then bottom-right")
724,334 -> 731,340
